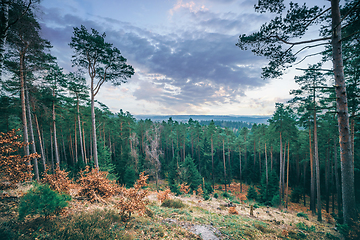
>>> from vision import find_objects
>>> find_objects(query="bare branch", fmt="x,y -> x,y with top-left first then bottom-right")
293,52 -> 324,65
296,68 -> 333,72
293,42 -> 329,56
270,35 -> 331,45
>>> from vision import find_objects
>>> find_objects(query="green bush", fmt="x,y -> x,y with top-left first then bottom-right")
297,212 -> 309,220
222,191 -> 230,198
18,184 -> 71,220
271,194 -> 280,207
258,170 -> 278,204
247,186 -> 258,201
213,193 -> 219,199
203,194 -> 210,201
290,186 -> 303,203
161,199 -> 185,208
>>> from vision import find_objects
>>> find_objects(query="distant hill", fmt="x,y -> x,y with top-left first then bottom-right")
134,115 -> 270,124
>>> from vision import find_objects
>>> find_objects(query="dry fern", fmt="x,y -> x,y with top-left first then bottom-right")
41,165 -> 72,194
77,166 -> 119,202
116,172 -> 149,221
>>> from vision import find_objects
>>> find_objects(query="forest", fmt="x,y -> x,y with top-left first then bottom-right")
0,0 -> 359,239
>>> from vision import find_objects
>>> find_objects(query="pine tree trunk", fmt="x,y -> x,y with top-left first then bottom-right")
77,95 -> 85,163
25,87 -> 39,181
334,137 -> 341,219
50,127 -> 54,172
286,142 -> 290,208
223,139 -> 227,192
309,126 -> 315,214
82,122 -> 87,164
279,132 -> 282,208
52,88 -> 60,167
259,140 -> 261,180
331,0 -> 356,225
325,146 -> 330,213
314,101 -> 322,221
0,1 -> 9,76
228,141 -> 231,188
61,131 -> 67,164
271,146 -> 273,172
74,118 -> 78,163
34,111 -> 46,171
265,143 -> 268,185
19,52 -> 30,158
91,89 -> 99,168
304,161 -> 307,206
239,146 -> 242,193
211,136 -> 214,190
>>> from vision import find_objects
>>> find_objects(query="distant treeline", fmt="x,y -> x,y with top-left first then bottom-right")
200,120 -> 252,130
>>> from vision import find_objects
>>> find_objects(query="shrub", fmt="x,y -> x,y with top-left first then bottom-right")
180,183 -> 190,194
157,189 -> 172,203
161,199 -> 185,208
247,186 -> 258,201
77,166 -> 119,202
117,172 -> 149,221
297,212 -> 309,220
204,181 -> 213,194
196,185 -> 204,196
223,191 -> 230,198
229,206 -> 238,215
41,165 -> 72,194
290,186 -> 303,203
0,129 -> 36,189
258,170 -> 278,204
213,193 -> 219,199
18,184 -> 71,220
203,193 -> 210,201
271,194 -> 280,207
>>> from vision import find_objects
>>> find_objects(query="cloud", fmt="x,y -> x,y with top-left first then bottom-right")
38,3 -> 271,114
169,0 -> 208,16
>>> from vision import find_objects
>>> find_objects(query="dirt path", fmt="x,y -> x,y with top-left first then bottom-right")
189,224 -> 221,240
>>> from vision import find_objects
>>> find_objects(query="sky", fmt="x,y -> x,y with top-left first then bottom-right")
37,0 -> 327,116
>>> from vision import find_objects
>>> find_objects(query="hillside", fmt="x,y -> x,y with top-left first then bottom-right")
0,181 -> 346,240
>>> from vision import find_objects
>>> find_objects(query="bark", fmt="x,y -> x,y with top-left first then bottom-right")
314,99 -> 321,221
19,51 -> 29,157
334,137 -> 341,219
50,127 -> 54,172
309,125 -> 315,214
34,110 -> 46,170
82,122 -> 87,164
325,146 -> 330,213
25,87 -> 39,180
228,140 -> 231,188
286,142 -> 290,208
74,118 -> 78,163
0,1 -> 9,76
90,88 -> 99,168
239,146 -> 242,193
52,87 -> 60,167
271,146 -> 273,172
211,136 -> 214,190
279,132 -> 282,208
265,142 -> 268,185
331,0 -> 356,224
303,161 -> 307,206
223,139 -> 227,192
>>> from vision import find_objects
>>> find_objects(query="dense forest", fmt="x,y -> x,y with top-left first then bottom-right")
0,0 -> 359,236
